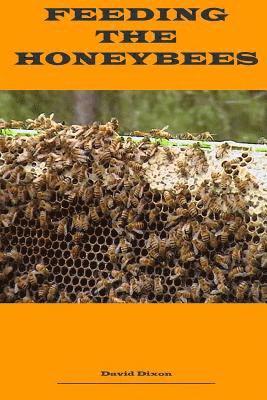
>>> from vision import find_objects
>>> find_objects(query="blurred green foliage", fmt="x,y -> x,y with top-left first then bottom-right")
0,91 -> 266,143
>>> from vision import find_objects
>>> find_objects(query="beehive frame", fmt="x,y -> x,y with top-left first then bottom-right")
0,115 -> 266,303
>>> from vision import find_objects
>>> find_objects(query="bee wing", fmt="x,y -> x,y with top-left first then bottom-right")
161,125 -> 169,132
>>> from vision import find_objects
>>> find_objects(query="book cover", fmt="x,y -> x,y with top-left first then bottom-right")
0,1 -> 266,399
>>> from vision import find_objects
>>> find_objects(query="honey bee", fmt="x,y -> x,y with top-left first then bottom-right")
176,161 -> 188,177
162,147 -> 175,162
117,238 -> 131,254
126,262 -> 140,276
216,283 -> 230,296
39,210 -> 49,229
199,225 -> 210,243
130,277 -> 142,295
57,217 -> 68,236
178,132 -> 196,140
150,126 -> 172,140
127,160 -> 142,174
77,292 -> 93,303
257,137 -> 267,144
146,234 -> 160,259
35,263 -> 50,277
25,201 -> 35,220
131,183 -> 144,200
94,277 -> 112,293
73,232 -> 84,244
38,283 -> 50,300
2,286 -> 15,302
175,289 -> 192,302
154,276 -> 164,295
228,267 -> 246,280
235,281 -> 249,302
188,202 -> 198,217
6,166 -> 23,184
98,149 -> 112,165
71,245 -> 80,259
231,244 -> 242,265
214,254 -> 230,270
99,197 -> 109,214
59,291 -> 71,303
79,186 -> 94,203
235,224 -> 247,241
90,207 -> 101,223
15,274 -> 28,291
8,248 -> 22,263
73,164 -> 88,183
120,249 -> 135,267
196,132 -> 215,141
92,162 -> 104,180
176,208 -> 189,219
234,177 -> 250,193
127,221 -> 144,235
114,191 -> 128,206
28,271 -> 38,286
260,253 -> 267,270
213,267 -> 226,285
180,244 -> 195,263
93,181 -> 103,199
109,135 -> 121,153
147,207 -> 160,224
215,142 -> 230,159
139,274 -> 153,293
235,196 -> 248,212
199,256 -> 212,273
192,238 -> 207,255
108,288 -> 126,303
191,283 -> 201,302
0,265 -> 13,281
245,264 -> 258,277
0,251 -> 8,263
115,281 -> 130,295
199,277 -> 211,295
107,244 -> 118,263
139,256 -> 155,268
171,265 -> 188,280
205,294 -> 222,303
220,227 -> 230,244
250,281 -> 260,302
47,284 -> 58,302
110,270 -> 124,282
177,194 -> 187,208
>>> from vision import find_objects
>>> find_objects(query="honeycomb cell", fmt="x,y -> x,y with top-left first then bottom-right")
96,253 -> 104,262
59,258 -> 66,267
87,253 -> 95,261
89,235 -> 97,244
60,242 -> 68,251
85,269 -> 92,278
63,250 -> 71,259
98,236 -> 105,245
66,285 -> 74,293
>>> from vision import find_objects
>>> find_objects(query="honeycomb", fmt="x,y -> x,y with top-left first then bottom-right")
0,115 -> 266,303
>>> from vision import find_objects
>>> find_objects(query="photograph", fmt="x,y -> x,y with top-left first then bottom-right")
0,90 -> 266,303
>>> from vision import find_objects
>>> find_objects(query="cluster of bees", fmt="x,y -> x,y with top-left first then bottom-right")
0,115 -> 266,303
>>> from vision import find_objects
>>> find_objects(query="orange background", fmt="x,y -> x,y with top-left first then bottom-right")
0,305 -> 266,400
0,0 -> 266,89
